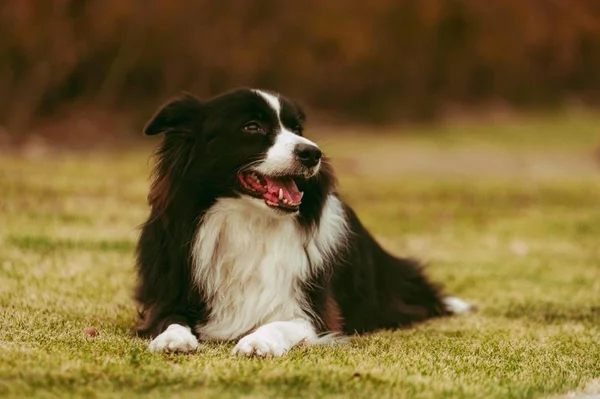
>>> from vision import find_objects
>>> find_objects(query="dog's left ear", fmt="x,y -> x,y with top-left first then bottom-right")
144,93 -> 203,136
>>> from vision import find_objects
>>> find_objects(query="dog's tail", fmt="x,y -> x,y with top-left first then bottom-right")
308,332 -> 350,346
443,296 -> 477,315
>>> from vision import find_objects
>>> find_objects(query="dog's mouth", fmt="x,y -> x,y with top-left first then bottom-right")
237,170 -> 304,213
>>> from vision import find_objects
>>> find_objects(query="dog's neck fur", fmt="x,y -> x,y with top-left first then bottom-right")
192,194 -> 348,341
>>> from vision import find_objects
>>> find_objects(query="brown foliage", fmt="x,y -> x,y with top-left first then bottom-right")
1,0 -> 600,142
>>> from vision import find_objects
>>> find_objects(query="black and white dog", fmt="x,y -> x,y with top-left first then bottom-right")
134,88 -> 472,357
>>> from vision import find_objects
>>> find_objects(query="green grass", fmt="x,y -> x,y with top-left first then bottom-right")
1,116 -> 600,398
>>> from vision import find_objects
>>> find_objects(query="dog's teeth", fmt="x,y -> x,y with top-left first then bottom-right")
278,188 -> 283,200
283,199 -> 288,205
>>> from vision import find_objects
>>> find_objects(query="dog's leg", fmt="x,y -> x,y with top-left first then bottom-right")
148,323 -> 200,353
232,319 -> 318,357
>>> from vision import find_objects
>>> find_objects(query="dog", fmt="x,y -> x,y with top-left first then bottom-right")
134,88 -> 473,357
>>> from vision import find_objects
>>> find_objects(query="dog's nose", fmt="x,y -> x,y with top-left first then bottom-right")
294,144 -> 322,167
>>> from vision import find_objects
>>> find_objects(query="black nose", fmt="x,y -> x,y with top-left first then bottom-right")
294,144 -> 322,167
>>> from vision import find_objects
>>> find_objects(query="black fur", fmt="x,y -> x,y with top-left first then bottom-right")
134,88 -> 449,340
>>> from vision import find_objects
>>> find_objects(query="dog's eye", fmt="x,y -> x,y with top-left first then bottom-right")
292,126 -> 302,135
242,122 -> 265,134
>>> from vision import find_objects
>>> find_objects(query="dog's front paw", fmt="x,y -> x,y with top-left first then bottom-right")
232,330 -> 287,358
148,324 -> 199,353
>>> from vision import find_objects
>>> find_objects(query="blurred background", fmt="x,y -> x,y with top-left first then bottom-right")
1,0 -> 600,148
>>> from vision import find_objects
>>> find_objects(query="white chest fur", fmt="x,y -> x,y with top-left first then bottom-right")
192,195 -> 347,341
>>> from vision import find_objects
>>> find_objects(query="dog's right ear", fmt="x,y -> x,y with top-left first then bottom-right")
144,93 -> 203,136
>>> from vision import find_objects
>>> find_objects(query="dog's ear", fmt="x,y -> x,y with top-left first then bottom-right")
144,93 -> 203,136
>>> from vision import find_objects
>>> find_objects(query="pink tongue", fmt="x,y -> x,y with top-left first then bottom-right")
265,177 -> 303,203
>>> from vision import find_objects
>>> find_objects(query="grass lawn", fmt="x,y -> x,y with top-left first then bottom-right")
1,113 -> 599,398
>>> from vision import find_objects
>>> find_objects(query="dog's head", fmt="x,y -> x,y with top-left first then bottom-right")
145,88 -> 335,218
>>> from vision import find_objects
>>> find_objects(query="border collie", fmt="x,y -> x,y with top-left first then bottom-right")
134,88 -> 472,357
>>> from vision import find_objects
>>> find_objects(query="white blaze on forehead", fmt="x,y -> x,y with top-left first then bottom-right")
254,89 -> 281,117
251,89 -> 320,176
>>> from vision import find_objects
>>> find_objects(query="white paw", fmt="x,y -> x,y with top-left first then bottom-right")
148,324 -> 199,353
444,296 -> 476,315
232,331 -> 288,358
